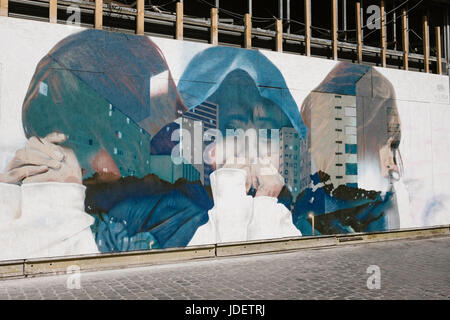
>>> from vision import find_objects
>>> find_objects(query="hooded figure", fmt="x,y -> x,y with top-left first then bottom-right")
175,47 -> 307,244
177,46 -> 307,140
4,30 -> 207,256
9,30 -> 307,255
293,62 -> 402,235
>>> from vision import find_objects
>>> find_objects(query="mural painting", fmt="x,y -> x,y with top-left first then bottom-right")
0,19 -> 449,260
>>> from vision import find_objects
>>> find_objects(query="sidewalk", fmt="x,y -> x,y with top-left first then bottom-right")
1,225 -> 449,279
0,235 -> 449,300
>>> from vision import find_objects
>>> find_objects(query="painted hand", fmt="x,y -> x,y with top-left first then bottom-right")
222,157 -> 255,193
252,157 -> 284,198
0,132 -> 82,184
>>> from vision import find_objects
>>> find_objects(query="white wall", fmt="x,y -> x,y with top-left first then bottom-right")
1,16 -> 449,230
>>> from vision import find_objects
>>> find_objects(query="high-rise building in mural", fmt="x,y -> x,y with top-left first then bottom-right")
310,93 -> 358,189
180,116 -> 203,183
107,104 -> 153,178
179,101 -> 219,185
340,95 -> 358,189
149,115 -> 205,184
182,101 -> 219,132
148,114 -> 205,184
279,127 -> 310,200
149,155 -> 200,183
299,136 -> 310,193
150,102 -> 219,185
51,100 -> 153,179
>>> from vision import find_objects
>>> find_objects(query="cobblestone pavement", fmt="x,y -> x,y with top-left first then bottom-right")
0,236 -> 449,300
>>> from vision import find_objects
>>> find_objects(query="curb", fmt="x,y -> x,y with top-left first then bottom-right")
0,260 -> 24,279
1,224 -> 449,279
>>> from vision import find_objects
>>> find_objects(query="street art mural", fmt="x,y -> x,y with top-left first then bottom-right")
0,17 -> 449,260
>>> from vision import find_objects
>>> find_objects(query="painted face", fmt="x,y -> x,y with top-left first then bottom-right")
379,136 -> 401,182
207,69 -> 292,135
201,69 -> 292,172
89,148 -> 121,177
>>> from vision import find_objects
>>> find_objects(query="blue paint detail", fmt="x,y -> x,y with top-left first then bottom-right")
314,62 -> 370,95
310,172 -> 322,185
93,214 -> 160,252
292,177 -> 394,236
90,182 -> 212,251
151,122 -> 180,155
345,163 -> 358,175
345,144 -> 358,154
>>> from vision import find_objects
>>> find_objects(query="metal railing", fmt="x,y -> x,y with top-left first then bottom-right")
0,0 -> 446,74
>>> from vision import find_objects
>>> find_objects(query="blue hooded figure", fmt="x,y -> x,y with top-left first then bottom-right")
177,46 -> 307,140
153,46 -> 309,198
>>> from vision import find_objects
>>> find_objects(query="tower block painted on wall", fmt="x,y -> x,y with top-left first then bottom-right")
310,93 -> 358,189
279,127 -> 310,200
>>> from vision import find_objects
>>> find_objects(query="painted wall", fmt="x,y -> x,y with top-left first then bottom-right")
1,17 -> 449,261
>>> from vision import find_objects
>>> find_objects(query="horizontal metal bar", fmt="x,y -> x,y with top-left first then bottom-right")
7,0 -> 443,65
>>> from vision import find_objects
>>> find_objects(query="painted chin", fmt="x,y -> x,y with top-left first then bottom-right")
381,164 -> 401,186
89,149 -> 121,177
389,170 -> 400,182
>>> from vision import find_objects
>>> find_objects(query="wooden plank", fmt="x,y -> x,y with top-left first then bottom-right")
381,0 -> 386,67
393,0 -> 397,50
216,236 -> 337,257
356,2 -> 362,63
436,26 -> 442,75
24,245 -> 216,276
0,0 -> 8,17
423,15 -> 429,73
49,0 -> 57,24
0,260 -> 24,279
95,0 -> 103,30
275,19 -> 283,52
402,8 -> 409,70
136,0 -> 144,35
244,13 -> 251,49
210,7 -> 218,45
176,1 -> 183,40
304,0 -> 311,56
332,0 -> 338,60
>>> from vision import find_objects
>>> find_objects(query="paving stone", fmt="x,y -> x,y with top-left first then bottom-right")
1,236 -> 450,300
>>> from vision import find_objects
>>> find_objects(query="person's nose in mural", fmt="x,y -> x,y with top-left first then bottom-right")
89,148 -> 121,178
199,68 -> 291,197
379,136 -> 401,182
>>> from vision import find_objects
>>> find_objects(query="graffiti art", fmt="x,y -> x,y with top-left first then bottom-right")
0,21 -> 449,261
